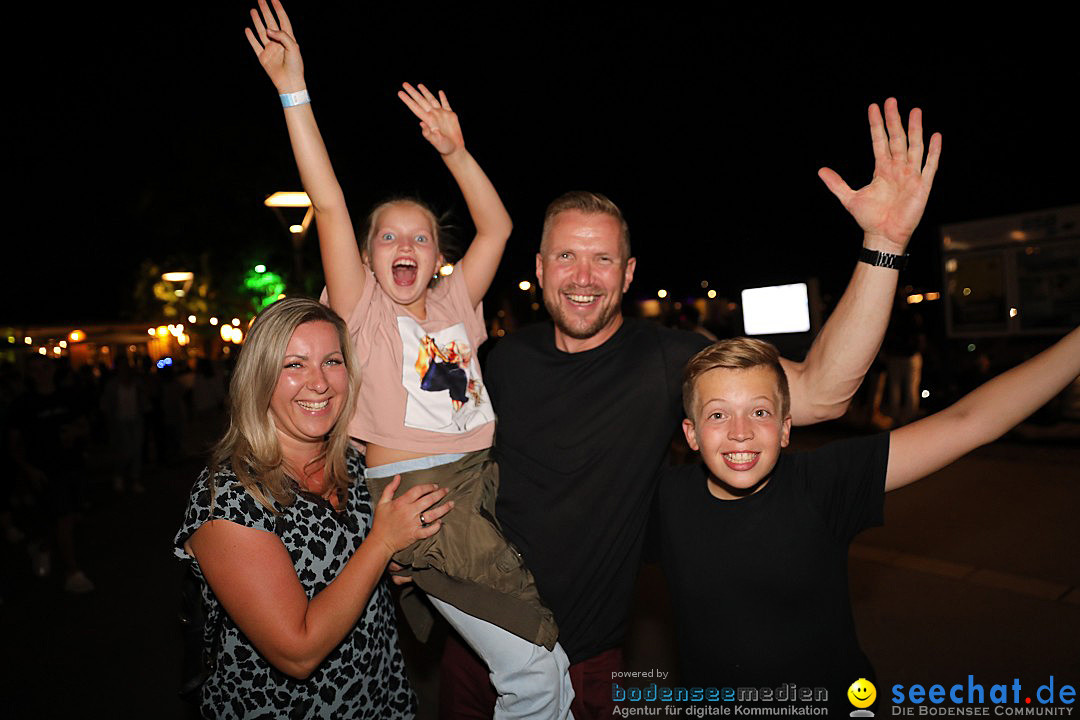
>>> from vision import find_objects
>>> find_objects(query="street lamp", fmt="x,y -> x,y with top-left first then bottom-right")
265,191 -> 314,281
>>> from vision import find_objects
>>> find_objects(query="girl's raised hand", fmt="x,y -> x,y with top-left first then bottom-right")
398,83 -> 464,157
245,0 -> 305,94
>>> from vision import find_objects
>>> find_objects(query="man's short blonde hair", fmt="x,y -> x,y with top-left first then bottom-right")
540,191 -> 631,260
682,337 -> 790,419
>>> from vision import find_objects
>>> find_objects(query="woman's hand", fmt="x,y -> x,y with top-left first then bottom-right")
245,0 -> 305,94
398,83 -> 465,157
368,476 -> 453,558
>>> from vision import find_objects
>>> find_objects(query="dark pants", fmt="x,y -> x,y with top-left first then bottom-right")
439,633 -> 624,720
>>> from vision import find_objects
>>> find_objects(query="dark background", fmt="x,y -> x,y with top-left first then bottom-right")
6,7 -> 1076,324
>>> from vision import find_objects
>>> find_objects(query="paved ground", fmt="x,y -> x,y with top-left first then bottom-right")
2,425 -> 1077,718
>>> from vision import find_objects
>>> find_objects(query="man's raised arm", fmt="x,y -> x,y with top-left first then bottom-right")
782,97 -> 942,425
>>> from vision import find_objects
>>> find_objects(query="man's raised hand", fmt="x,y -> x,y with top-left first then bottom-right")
818,98 -> 942,254
398,83 -> 465,157
245,0 -> 305,94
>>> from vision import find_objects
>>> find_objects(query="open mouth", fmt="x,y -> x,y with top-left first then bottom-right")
563,290 -> 601,306
722,451 -> 760,470
392,258 -> 418,286
296,399 -> 329,411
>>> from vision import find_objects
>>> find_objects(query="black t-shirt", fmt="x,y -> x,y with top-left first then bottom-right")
659,433 -> 889,712
486,318 -> 709,663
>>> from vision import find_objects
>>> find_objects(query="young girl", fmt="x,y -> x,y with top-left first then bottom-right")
246,1 -> 574,717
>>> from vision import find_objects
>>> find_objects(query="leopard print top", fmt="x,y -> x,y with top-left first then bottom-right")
174,448 -> 416,719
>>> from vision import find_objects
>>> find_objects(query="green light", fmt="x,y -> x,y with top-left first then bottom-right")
244,267 -> 286,311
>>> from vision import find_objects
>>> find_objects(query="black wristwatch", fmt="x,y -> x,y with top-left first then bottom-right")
859,247 -> 908,270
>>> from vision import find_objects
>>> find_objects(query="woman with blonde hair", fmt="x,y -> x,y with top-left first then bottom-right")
175,297 -> 451,718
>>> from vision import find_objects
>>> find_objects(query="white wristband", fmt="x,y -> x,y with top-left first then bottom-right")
279,89 -> 310,108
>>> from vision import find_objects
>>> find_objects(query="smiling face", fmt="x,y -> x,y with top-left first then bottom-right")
365,201 -> 443,318
847,678 -> 877,709
536,209 -> 636,353
269,321 -> 349,455
682,365 -> 791,500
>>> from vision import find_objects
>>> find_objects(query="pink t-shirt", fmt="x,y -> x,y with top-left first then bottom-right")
325,263 -> 495,454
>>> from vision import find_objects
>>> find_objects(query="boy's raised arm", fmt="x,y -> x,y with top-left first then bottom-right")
398,84 -> 513,308
782,98 -> 942,425
246,0 -> 366,318
886,326 -> 1080,491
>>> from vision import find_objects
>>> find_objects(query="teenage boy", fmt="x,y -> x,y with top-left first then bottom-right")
660,330 -> 1080,714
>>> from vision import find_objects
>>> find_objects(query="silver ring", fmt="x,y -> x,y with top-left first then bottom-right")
419,512 -> 427,526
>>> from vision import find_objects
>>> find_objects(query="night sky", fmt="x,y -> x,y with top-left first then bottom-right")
8,7 -> 1076,325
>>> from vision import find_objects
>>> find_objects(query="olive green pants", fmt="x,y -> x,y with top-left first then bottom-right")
365,449 -> 559,650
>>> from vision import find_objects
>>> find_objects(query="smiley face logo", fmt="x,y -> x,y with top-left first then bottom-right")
848,678 -> 877,709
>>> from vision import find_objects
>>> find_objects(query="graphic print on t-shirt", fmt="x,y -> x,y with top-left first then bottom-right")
398,316 -> 494,434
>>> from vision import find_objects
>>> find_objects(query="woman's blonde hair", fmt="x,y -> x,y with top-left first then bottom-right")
210,297 -> 361,513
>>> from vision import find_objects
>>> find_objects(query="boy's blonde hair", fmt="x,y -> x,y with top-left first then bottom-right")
682,338 -> 791,419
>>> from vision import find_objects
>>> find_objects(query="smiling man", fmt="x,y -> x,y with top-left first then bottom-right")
442,97 -> 941,719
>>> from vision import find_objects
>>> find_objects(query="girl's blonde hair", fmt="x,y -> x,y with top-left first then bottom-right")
210,297 -> 361,513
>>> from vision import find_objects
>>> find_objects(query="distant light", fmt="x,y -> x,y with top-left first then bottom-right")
518,280 -> 531,291
496,328 -> 506,337
263,191 -> 311,208
289,224 -> 304,234
68,329 -> 85,343
162,271 -> 194,282
967,344 -> 976,352
700,281 -> 709,289
907,294 -> 924,304
59,341 -> 68,349
38,347 -> 47,355
53,347 -> 62,355
174,289 -> 186,297
439,264 -> 454,277
209,317 -> 219,326
232,328 -> 244,344
962,287 -> 971,296
24,337 -> 32,345
924,292 -> 941,301
277,293 -> 286,299
657,289 -> 668,299
156,326 -> 169,337
707,289 -> 717,299
128,345 -> 137,353
945,258 -> 958,273
220,325 -> 235,343
530,302 -> 540,311
1009,307 -> 1018,318
254,264 -> 266,273
188,315 -> 197,323
1009,230 -> 1026,241
6,336 -> 13,343
921,389 -> 930,399
231,318 -> 241,327
101,346 -> 110,353
156,357 -> 174,370
177,333 -> 190,346
147,328 -> 156,336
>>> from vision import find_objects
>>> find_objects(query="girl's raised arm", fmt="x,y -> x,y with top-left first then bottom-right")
246,0 -> 365,317
398,83 -> 513,307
